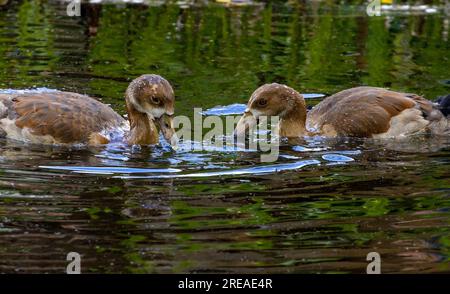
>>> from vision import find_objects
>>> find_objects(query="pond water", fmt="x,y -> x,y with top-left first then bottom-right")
0,0 -> 449,273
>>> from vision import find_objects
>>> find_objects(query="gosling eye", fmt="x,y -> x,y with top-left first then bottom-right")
151,96 -> 161,105
165,122 -> 170,128
258,99 -> 268,107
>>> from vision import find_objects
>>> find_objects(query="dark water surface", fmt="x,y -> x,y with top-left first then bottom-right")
0,0 -> 449,273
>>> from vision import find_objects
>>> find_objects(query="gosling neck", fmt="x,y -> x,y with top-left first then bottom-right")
278,98 -> 308,137
125,96 -> 158,145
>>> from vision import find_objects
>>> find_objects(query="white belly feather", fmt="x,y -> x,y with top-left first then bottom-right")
373,108 -> 429,138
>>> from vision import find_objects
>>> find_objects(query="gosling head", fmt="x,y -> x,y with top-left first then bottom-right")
234,83 -> 306,137
126,74 -> 175,120
125,74 -> 176,145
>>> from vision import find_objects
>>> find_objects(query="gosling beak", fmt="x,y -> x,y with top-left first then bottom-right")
234,110 -> 258,138
156,114 -> 178,148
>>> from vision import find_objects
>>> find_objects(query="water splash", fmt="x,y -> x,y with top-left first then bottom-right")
0,88 -> 60,94
292,145 -> 328,152
201,103 -> 247,116
322,154 -> 355,162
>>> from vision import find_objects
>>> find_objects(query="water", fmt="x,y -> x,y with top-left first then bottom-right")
0,0 -> 449,273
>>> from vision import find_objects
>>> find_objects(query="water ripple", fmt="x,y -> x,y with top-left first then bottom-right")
38,166 -> 182,175
116,159 -> 321,179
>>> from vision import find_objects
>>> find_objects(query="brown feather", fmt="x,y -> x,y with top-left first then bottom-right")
0,92 -> 124,144
307,87 -> 438,137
